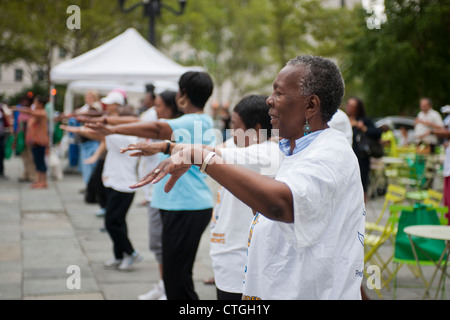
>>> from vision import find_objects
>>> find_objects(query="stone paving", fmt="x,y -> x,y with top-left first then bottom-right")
0,155 -> 216,300
0,155 -> 448,300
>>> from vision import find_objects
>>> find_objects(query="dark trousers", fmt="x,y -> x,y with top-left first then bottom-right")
31,145 -> 47,172
216,287 -> 242,300
160,208 -> 212,300
85,159 -> 106,208
104,187 -> 135,259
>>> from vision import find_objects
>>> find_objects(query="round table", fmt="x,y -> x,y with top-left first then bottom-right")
404,225 -> 450,299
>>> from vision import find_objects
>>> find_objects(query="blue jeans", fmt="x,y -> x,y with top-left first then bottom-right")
79,140 -> 99,185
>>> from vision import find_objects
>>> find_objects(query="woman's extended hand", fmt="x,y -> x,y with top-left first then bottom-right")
60,124 -> 90,134
129,147 -> 194,192
76,115 -> 104,124
84,122 -> 115,136
120,141 -> 164,157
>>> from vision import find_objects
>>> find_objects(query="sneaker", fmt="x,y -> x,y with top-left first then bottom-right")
104,258 -> 122,269
138,280 -> 166,300
118,252 -> 143,271
95,208 -> 106,217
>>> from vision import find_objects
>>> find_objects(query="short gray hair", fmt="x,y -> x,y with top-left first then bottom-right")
287,55 -> 345,123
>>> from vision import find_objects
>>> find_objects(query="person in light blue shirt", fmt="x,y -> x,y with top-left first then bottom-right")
151,113 -> 214,211
86,71 -> 215,300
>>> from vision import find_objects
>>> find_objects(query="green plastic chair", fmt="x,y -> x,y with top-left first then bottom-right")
390,203 -> 448,299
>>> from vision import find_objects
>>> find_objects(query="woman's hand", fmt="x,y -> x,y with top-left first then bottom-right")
60,124 -> 82,134
84,122 -> 115,136
120,141 -> 165,157
129,147 -> 194,192
60,124 -> 97,135
76,115 -> 104,124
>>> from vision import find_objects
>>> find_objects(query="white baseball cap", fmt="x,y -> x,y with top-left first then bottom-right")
101,91 -> 125,106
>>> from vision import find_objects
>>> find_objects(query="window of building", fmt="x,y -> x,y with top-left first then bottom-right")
59,47 -> 67,58
15,69 -> 23,82
36,68 -> 45,82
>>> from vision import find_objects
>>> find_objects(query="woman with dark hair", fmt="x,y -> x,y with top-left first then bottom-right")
345,97 -> 382,202
87,71 -> 215,300
136,89 -> 182,300
206,95 -> 281,300
156,90 -> 183,119
15,96 -> 49,189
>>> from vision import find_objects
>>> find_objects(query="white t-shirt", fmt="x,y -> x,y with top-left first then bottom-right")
414,109 -> 444,145
102,134 -> 139,193
138,107 -> 160,201
328,109 -> 353,145
210,140 -> 282,294
242,129 -> 365,300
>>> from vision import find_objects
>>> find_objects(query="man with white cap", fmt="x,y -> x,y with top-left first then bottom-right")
101,90 -> 126,115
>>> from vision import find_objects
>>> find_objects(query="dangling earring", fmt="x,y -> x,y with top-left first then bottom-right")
303,120 -> 312,136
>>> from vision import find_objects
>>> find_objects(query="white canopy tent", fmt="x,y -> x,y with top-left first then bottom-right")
51,27 -> 202,84
50,27 -> 203,113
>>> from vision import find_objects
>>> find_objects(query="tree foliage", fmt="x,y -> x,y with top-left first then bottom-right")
0,0 -> 145,87
344,0 -> 450,117
1,0 -> 448,117
162,0 -> 353,102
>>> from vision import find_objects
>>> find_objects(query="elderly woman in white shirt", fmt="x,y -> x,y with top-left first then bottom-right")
132,55 -> 366,300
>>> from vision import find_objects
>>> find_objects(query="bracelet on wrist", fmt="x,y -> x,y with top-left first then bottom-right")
163,140 -> 171,155
200,151 -> 216,173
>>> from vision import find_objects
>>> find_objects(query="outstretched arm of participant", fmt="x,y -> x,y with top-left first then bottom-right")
85,120 -> 172,140
130,145 -> 294,223
120,141 -> 215,157
60,124 -> 106,141
428,128 -> 450,139
76,115 -> 140,125
13,106 -> 46,118
84,140 -> 106,164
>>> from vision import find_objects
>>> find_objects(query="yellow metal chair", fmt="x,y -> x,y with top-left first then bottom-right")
364,185 -> 407,298
366,184 -> 407,231
383,158 -> 420,191
423,189 -> 449,225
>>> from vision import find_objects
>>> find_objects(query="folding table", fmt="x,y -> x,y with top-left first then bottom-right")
404,225 -> 450,299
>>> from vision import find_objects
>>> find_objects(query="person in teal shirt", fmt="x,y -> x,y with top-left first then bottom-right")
86,71 -> 215,300
151,112 -> 214,211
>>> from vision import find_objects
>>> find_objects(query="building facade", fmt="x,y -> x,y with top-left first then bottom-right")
0,47 -> 71,101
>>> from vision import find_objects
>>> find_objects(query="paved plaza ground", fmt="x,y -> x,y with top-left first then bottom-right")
0,155 -> 448,300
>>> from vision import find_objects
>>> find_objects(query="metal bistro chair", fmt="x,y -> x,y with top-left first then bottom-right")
423,189 -> 449,225
390,203 -> 448,299
364,185 -> 407,298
